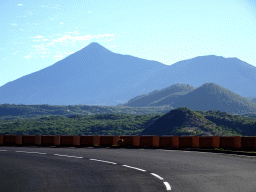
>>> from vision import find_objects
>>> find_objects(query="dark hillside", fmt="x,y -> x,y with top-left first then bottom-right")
141,107 -> 256,136
140,107 -> 220,136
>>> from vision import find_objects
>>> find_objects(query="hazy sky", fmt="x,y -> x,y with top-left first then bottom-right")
1,0 -> 256,87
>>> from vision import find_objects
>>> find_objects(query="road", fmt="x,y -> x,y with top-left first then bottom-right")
0,146 -> 256,192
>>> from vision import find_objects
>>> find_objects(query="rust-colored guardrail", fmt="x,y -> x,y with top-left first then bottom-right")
0,135 -> 256,151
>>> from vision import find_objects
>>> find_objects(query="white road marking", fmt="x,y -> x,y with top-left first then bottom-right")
0,150 -> 7,151
57,155 -> 68,156
122,165 -> 146,172
15,151 -> 26,152
75,157 -> 83,158
89,159 -> 116,164
150,173 -> 164,180
163,182 -> 171,191
66,156 -> 77,158
26,152 -> 39,153
54,154 -> 60,155
38,153 -> 47,154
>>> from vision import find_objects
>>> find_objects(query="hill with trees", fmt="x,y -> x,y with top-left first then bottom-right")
171,83 -> 256,114
140,107 -> 256,136
122,84 -> 196,107
1,107 -> 256,136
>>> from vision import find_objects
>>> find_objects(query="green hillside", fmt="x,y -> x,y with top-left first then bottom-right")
141,107 -> 256,136
149,92 -> 186,106
172,83 -> 256,114
122,84 -> 196,107
0,104 -> 173,120
1,107 -> 255,136
0,113 -> 162,136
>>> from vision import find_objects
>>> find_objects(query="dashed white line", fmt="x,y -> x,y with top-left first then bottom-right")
150,173 -> 164,180
163,181 -> 171,191
89,159 -> 116,164
26,152 -> 39,153
66,156 -> 77,158
57,155 -> 69,157
15,151 -> 26,152
74,157 -> 83,158
122,165 -> 146,172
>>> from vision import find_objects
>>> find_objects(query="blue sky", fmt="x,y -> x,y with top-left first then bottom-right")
1,0 -> 256,87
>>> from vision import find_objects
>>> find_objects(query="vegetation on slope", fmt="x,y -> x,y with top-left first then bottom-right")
0,104 -> 173,120
0,113 -> 162,136
122,84 -> 196,107
172,83 -> 256,114
141,107 -> 256,136
1,107 -> 256,136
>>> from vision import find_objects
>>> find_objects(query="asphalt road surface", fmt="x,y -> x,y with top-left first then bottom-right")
0,146 -> 256,192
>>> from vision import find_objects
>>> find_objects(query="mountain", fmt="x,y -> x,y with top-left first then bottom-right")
123,84 -> 196,107
171,83 -> 256,114
252,98 -> 256,103
140,107 -> 256,136
1,42 -> 256,106
0,43 -> 167,105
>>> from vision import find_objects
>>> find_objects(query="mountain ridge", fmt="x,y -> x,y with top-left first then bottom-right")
1,42 -> 256,106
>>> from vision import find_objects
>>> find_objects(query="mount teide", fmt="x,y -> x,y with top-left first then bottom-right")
1,42 -> 256,106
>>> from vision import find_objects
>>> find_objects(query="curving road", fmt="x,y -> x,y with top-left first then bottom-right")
0,146 -> 256,192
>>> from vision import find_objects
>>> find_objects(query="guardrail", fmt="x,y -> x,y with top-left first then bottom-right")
1,135 -> 256,151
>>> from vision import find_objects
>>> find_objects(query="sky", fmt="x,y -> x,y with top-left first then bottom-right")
1,0 -> 256,87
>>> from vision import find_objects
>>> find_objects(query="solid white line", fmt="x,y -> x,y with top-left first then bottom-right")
15,151 -> 26,152
0,150 -> 7,151
150,173 -> 164,180
38,153 -> 47,154
122,165 -> 146,172
163,182 -> 171,191
66,156 -> 77,158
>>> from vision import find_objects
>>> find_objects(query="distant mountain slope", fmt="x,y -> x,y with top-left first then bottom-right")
148,92 -> 186,107
140,107 -> 256,136
0,43 -> 167,105
1,42 -> 256,106
123,84 -> 196,107
252,98 -> 256,103
172,83 -> 256,114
